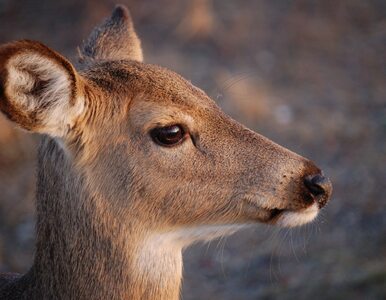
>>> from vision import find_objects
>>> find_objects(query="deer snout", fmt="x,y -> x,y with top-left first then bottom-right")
304,174 -> 332,208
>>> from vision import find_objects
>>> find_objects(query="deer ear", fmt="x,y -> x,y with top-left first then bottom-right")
80,5 -> 143,63
0,40 -> 84,137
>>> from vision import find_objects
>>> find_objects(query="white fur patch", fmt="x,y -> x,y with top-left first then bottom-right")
134,224 -> 245,281
6,53 -> 84,136
158,224 -> 246,248
276,203 -> 319,227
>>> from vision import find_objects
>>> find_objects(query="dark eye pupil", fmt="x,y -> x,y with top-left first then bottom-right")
151,125 -> 185,146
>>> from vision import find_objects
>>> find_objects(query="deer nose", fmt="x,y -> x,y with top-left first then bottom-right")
304,174 -> 332,207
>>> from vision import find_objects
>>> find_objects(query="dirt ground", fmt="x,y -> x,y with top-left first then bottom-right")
0,0 -> 385,299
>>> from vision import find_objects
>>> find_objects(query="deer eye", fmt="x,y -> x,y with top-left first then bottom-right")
150,125 -> 186,147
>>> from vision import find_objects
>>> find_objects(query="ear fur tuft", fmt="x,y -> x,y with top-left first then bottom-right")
0,40 -> 83,137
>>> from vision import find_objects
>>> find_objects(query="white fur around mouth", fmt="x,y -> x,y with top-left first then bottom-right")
272,202 -> 319,227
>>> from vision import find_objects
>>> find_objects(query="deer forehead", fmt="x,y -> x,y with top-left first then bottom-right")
83,61 -> 216,117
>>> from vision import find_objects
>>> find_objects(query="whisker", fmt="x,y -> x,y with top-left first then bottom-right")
217,71 -> 258,92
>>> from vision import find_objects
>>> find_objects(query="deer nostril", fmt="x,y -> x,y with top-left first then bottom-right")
304,174 -> 332,198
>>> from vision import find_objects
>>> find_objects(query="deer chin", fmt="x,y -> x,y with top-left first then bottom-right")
267,202 -> 319,228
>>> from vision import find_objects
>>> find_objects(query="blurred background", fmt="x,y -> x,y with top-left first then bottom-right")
0,0 -> 385,299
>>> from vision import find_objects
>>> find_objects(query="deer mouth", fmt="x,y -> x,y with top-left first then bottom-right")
265,202 -> 319,227
268,208 -> 285,220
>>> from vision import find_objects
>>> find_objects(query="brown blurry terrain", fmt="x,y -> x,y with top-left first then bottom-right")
0,0 -> 385,299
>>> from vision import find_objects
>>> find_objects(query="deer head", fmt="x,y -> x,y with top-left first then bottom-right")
0,5 -> 332,300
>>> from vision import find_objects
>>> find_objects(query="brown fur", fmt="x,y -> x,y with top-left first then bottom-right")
0,40 -> 79,132
0,5 -> 332,300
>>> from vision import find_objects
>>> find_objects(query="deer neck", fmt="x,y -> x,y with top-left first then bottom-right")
26,137 -> 182,300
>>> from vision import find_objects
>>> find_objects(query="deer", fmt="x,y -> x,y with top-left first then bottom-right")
0,5 -> 332,300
